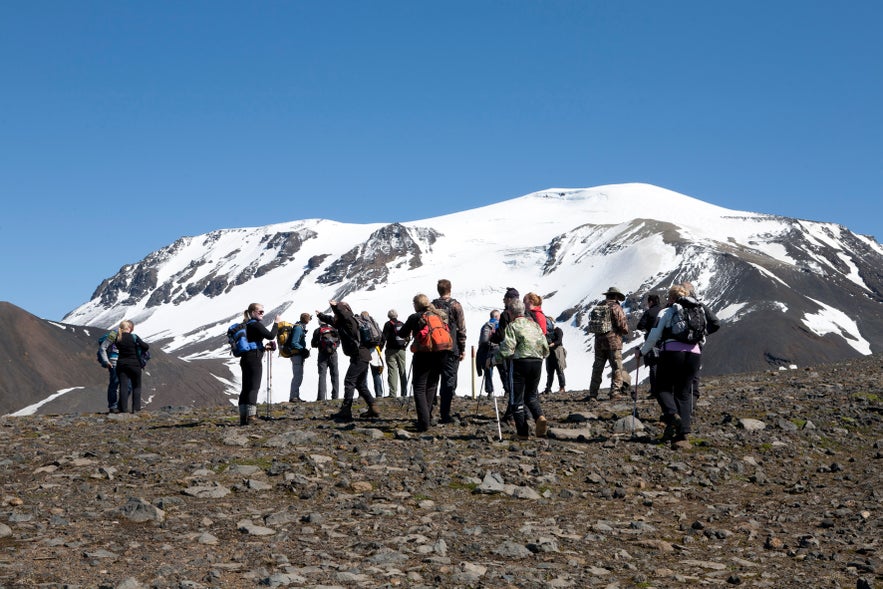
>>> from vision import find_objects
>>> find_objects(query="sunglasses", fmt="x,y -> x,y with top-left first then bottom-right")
256,310 -> 265,315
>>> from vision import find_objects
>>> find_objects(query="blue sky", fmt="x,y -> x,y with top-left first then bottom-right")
1,1 -> 881,321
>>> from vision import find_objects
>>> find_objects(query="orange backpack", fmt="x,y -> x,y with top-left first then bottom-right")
411,311 -> 454,353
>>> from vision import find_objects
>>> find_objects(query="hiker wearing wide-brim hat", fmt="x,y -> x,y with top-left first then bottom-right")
602,287 -> 626,301
582,286 -> 631,402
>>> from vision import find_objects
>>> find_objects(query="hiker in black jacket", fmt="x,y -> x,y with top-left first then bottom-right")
381,309 -> 409,397
237,303 -> 280,425
489,287 -> 520,400
636,294 -> 662,400
115,320 -> 149,414
318,300 -> 379,422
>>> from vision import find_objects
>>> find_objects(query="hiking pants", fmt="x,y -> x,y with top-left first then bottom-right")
438,350 -> 459,420
316,351 -> 339,401
238,350 -> 264,407
385,349 -> 408,397
545,355 -> 565,391
106,366 -> 120,410
289,355 -> 305,401
370,365 -> 384,397
656,350 -> 702,434
343,357 -> 375,406
511,358 -> 544,437
483,364 -> 496,394
411,352 -> 444,431
117,363 -> 143,413
589,347 -> 629,397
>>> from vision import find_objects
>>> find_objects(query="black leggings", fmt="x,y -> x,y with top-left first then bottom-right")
656,350 -> 702,434
239,351 -> 264,406
117,363 -> 142,412
510,358 -> 544,437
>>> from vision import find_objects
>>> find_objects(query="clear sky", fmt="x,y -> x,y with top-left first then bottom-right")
2,1 -> 881,322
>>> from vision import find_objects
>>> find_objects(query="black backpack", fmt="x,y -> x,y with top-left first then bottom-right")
667,299 -> 708,344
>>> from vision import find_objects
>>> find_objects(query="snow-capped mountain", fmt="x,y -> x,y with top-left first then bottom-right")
63,183 -> 883,403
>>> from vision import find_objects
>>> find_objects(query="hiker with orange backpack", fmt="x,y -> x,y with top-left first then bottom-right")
397,293 -> 453,432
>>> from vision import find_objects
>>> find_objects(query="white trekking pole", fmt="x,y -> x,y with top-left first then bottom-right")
266,345 -> 273,420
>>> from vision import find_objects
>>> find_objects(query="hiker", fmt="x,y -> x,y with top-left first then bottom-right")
397,294 -> 451,432
432,279 -> 467,424
381,309 -> 409,397
543,320 -> 566,394
318,300 -> 379,422
358,311 -> 384,398
97,326 -> 125,413
636,294 -> 662,400
585,286 -> 631,401
523,292 -> 548,335
287,313 -> 311,403
475,310 -> 500,396
681,281 -> 706,404
114,320 -> 150,414
236,303 -> 280,425
489,287 -> 521,400
311,317 -> 340,401
494,298 -> 550,439
638,284 -> 719,449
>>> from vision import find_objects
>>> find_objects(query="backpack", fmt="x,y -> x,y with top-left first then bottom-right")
226,319 -> 259,357
354,315 -> 382,347
389,320 -> 409,348
96,330 -> 119,367
411,311 -> 454,353
316,324 -> 340,355
588,302 -> 613,334
433,297 -> 460,351
667,299 -> 708,344
544,316 -> 557,345
133,334 -> 151,368
276,321 -> 295,358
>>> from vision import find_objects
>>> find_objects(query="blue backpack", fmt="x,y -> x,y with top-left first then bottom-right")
226,319 -> 259,357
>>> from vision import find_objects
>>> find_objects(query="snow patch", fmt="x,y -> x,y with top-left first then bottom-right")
7,387 -> 85,417
802,298 -> 872,355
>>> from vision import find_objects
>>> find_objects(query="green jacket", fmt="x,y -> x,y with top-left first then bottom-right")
495,316 -> 549,362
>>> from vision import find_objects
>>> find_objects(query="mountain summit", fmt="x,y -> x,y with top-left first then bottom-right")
62,183 -> 883,403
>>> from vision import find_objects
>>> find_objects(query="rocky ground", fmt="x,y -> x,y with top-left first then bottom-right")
1,356 -> 880,589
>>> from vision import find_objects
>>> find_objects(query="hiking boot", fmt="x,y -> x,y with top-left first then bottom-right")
516,434 -> 530,441
330,401 -> 354,423
558,387 -> 566,394
580,394 -> 598,403
439,416 -> 455,425
246,414 -> 258,425
671,436 -> 691,450
541,388 -> 551,395
661,414 -> 682,442
360,406 -> 380,419
535,416 -> 548,438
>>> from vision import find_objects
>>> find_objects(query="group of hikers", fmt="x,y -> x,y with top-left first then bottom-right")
98,278 -> 720,448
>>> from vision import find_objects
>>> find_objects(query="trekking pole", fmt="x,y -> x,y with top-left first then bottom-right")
475,371 -> 487,411
266,347 -> 273,420
492,388 -> 503,442
470,346 -> 476,400
406,358 -> 414,415
632,359 -> 640,439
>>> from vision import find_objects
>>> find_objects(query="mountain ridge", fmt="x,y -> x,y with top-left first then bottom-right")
14,182 -> 880,410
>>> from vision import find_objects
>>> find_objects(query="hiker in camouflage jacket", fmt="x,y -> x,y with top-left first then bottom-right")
586,286 -> 631,401
494,299 -> 550,439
